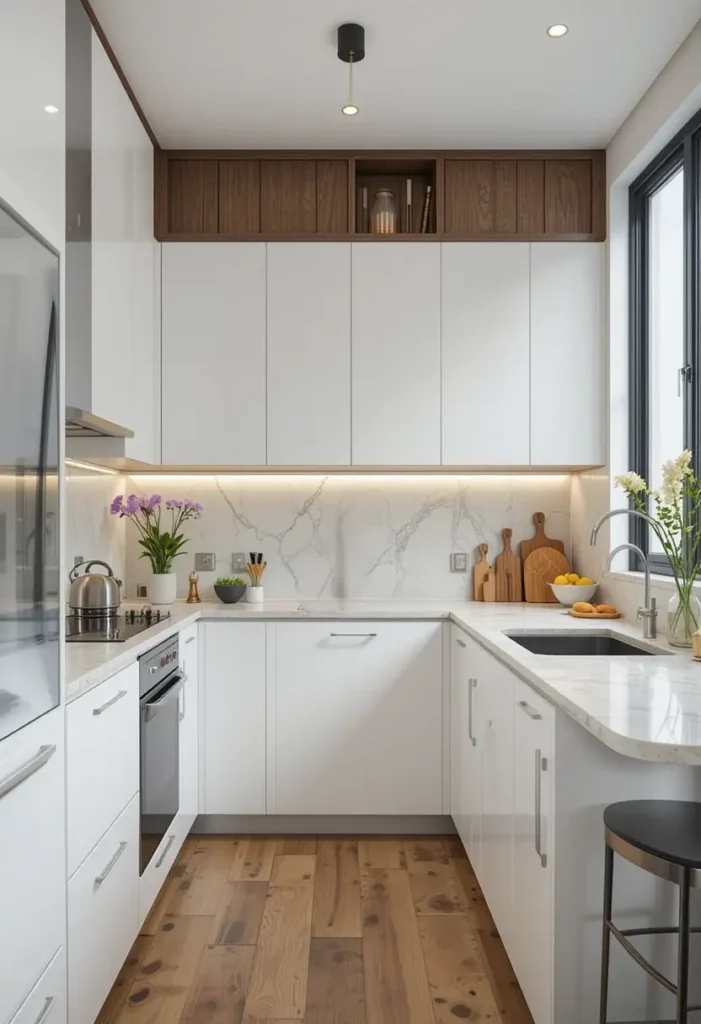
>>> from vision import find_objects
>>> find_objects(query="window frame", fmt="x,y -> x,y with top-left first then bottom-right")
628,107 -> 701,575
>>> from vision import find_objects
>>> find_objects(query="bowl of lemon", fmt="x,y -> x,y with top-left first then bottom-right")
549,574 -> 598,606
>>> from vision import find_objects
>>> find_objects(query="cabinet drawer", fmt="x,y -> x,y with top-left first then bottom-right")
66,662 -> 139,876
0,707 -> 65,1024
9,948 -> 66,1024
67,794 -> 139,1024
138,815 -> 187,929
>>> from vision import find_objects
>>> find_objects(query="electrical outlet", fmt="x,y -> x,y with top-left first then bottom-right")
74,555 -> 84,567
451,552 -> 468,572
137,584 -> 148,598
232,552 -> 247,573
195,552 -> 216,572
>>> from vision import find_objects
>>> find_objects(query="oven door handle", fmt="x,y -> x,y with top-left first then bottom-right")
143,672 -> 186,722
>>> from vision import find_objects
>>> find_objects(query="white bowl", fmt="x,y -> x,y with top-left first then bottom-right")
549,582 -> 599,607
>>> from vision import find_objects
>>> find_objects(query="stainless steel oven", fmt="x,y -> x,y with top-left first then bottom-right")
139,634 -> 183,874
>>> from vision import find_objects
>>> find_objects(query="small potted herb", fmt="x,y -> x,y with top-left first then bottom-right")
213,576 -> 247,604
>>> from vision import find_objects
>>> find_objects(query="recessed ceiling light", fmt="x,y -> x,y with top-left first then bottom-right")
546,23 -> 568,38
342,104 -> 359,116
43,105 -> 59,114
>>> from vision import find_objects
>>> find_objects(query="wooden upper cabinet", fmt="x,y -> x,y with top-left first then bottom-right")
155,150 -> 603,241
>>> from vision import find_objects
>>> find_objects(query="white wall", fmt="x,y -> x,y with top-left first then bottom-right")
65,464 -> 126,595
570,18 -> 701,628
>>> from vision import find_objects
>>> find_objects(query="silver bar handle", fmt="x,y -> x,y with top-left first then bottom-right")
185,635 -> 196,644
535,749 -> 547,868
328,632 -> 377,638
144,673 -> 186,722
155,833 -> 177,868
180,683 -> 186,722
468,678 -> 477,747
518,700 -> 543,721
0,744 -> 56,802
92,689 -> 127,716
33,997 -> 55,1024
455,638 -> 466,648
94,841 -> 128,886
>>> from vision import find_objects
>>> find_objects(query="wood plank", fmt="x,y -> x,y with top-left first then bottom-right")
418,915 -> 502,1024
450,857 -> 493,929
219,160 -> 261,234
211,881 -> 268,946
96,935 -> 151,1023
312,840 -> 362,938
316,160 -> 349,234
517,160 -> 545,234
229,838 -> 285,881
243,855 -> 316,1020
202,162 -> 219,233
169,159 -> 204,233
357,839 -> 406,870
261,160 -> 317,233
443,836 -> 467,860
281,838 -> 318,855
305,938 -> 367,1024
176,839 -> 239,915
361,868 -> 435,1024
544,158 -> 592,234
403,840 -> 465,915
120,915 -> 213,1022
179,945 -> 255,1024
494,160 -> 517,233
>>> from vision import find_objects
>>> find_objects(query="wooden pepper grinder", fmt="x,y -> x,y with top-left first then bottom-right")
186,570 -> 201,604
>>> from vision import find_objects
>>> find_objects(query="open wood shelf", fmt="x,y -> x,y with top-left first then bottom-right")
155,149 -> 605,242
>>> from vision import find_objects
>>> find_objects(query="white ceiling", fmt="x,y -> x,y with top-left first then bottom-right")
91,0 -> 701,150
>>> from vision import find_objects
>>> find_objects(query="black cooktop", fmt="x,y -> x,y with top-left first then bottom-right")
65,609 -> 171,643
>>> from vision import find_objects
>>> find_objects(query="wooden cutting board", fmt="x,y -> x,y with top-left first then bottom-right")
520,512 -> 566,564
482,570 -> 496,602
523,547 -> 570,603
473,543 -> 491,601
569,609 -> 621,620
494,529 -> 522,602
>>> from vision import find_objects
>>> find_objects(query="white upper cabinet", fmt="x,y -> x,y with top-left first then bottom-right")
442,244 -> 530,466
530,243 -> 604,466
267,243 -> 351,465
91,33 -> 160,463
351,243 -> 441,465
0,0 -> 64,248
162,243 -> 266,465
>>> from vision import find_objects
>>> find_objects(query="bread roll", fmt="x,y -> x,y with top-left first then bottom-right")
573,601 -> 596,614
596,604 -> 617,615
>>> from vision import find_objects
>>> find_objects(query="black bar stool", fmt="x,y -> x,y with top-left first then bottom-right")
600,800 -> 701,1023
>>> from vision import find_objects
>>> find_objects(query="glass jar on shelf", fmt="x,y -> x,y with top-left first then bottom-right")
370,190 -> 397,235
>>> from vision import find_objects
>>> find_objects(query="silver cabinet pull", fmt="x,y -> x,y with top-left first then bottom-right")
144,673 -> 186,722
455,637 -> 466,648
33,996 -> 55,1024
329,632 -> 377,637
0,744 -> 56,802
185,635 -> 195,644
92,689 -> 127,716
468,678 -> 477,747
94,841 -> 128,886
535,749 -> 547,868
518,700 -> 543,721
155,833 -> 177,868
179,684 -> 186,722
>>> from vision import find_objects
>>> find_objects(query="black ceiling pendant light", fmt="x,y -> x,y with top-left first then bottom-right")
337,23 -> 365,116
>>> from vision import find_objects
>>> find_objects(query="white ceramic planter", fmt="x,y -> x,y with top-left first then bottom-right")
150,572 -> 177,606
247,586 -> 264,604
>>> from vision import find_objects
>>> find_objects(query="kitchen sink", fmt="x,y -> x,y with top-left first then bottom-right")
504,631 -> 660,656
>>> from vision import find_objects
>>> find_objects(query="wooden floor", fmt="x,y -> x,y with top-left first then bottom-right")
99,836 -> 534,1024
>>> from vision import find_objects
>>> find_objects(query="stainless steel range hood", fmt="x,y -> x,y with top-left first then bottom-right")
65,407 -> 134,439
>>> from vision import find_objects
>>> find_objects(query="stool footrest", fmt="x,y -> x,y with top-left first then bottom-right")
607,922 -> 676,995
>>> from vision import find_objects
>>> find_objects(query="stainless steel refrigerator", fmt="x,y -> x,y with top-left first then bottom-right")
0,200 -> 60,742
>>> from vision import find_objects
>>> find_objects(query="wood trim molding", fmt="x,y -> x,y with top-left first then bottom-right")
79,0 -> 160,150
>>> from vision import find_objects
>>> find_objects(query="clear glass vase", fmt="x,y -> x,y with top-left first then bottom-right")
370,190 -> 397,235
668,589 -> 701,647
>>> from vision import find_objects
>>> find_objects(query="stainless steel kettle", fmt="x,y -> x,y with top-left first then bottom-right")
68,560 -> 122,616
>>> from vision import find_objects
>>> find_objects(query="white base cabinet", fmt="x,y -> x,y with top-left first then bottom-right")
8,948 -> 66,1024
202,621 -> 267,814
0,707 -> 65,1024
270,621 -> 443,814
68,794 -> 139,1024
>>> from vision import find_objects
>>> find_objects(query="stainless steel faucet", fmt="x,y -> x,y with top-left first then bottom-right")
590,508 -> 657,639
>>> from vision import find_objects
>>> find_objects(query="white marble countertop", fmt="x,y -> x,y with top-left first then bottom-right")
64,599 -> 701,766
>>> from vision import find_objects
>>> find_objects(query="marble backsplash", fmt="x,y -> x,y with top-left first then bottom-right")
65,462 -> 126,592
122,474 -> 573,602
